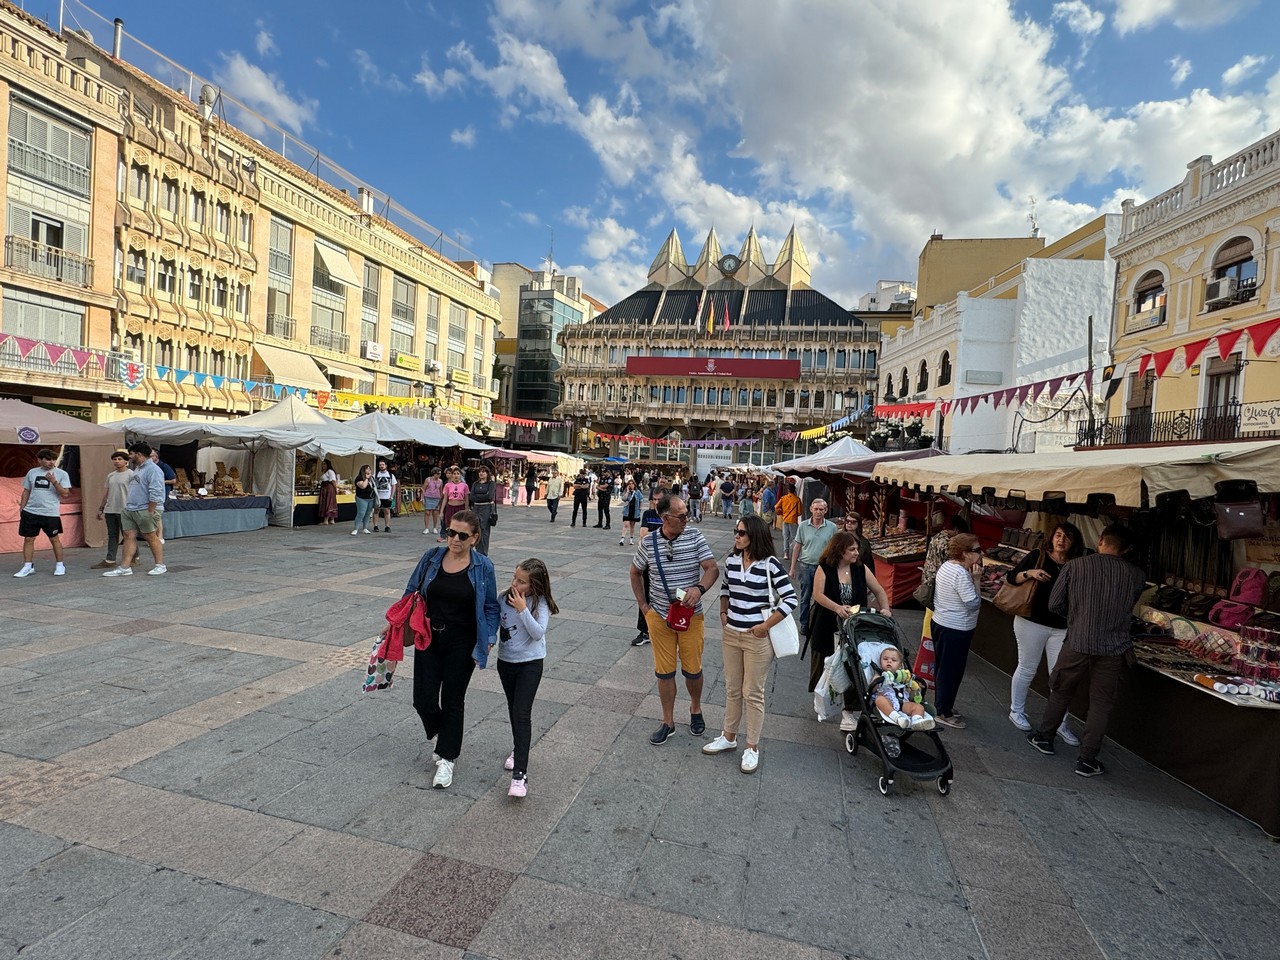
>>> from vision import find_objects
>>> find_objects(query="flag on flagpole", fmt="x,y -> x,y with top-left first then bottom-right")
722,296 -> 730,332
706,293 -> 715,335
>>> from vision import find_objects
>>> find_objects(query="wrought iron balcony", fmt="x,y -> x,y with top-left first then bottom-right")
265,313 -> 296,339
8,138 -> 90,197
310,325 -> 350,353
0,335 -> 129,383
312,268 -> 347,297
1075,401 -> 1279,447
4,236 -> 93,287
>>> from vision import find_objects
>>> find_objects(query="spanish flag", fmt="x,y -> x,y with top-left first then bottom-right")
705,293 -> 715,335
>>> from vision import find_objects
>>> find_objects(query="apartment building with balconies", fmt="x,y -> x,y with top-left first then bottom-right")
1087,132 -> 1280,448
0,1 -> 125,420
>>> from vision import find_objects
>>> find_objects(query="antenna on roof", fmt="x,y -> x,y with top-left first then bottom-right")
1028,195 -> 1040,238
545,230 -> 555,279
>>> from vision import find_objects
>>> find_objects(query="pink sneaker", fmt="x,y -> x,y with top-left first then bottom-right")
503,753 -> 514,771
508,775 -> 527,798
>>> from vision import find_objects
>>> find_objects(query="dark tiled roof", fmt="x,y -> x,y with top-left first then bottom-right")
596,289 -> 660,324
789,289 -> 862,327
658,289 -> 700,323
743,289 -> 786,326
588,285 -> 860,328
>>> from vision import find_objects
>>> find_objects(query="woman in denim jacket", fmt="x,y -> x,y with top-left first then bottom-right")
402,509 -> 501,789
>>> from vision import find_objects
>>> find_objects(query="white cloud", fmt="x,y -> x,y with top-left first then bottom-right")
1052,2 -> 1105,40
1223,54 -> 1268,87
413,54 -> 465,97
582,217 -> 641,259
450,125 -> 477,147
213,52 -> 318,136
516,210 -> 542,226
254,21 -> 277,58
353,49 -> 408,93
1169,56 -> 1192,85
1112,0 -> 1259,33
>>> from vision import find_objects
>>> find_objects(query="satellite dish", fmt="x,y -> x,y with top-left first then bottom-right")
199,84 -> 217,105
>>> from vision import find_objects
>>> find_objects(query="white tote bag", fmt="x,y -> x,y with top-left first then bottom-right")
765,561 -> 800,658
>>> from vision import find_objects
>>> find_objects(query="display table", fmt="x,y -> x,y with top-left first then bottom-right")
163,496 -> 272,539
868,534 -> 926,606
972,600 -> 1280,837
293,492 -> 355,525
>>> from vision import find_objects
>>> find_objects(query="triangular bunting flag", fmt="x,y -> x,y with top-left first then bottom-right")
0,332 -> 10,349
1101,361 -> 1128,401
1138,354 -> 1153,377
1216,329 -> 1246,360
1182,337 -> 1212,370
14,337 -> 38,359
211,375 -> 225,390
297,389 -> 308,402
193,373 -> 207,387
1016,384 -> 1032,405
940,401 -> 952,416
43,343 -> 69,366
1152,347 -> 1178,378
316,391 -> 330,410
70,349 -> 91,372
1246,316 -> 1280,356
1047,376 -> 1065,398
272,384 -> 283,398
243,381 -> 257,393
173,369 -> 190,384
284,386 -> 296,397
156,365 -> 171,379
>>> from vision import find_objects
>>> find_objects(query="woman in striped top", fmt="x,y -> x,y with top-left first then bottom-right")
706,514 -> 797,774
931,533 -> 983,729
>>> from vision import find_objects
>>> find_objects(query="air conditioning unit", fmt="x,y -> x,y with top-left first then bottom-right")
1205,277 -> 1237,305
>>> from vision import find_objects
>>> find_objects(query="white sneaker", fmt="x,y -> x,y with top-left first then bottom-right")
363,528 -> 372,534
102,566 -> 132,577
702,735 -> 738,755
13,564 -> 34,578
432,758 -> 454,788
352,529 -> 360,535
1057,722 -> 1081,747
910,713 -> 936,731
839,710 -> 859,732
504,753 -> 515,771
53,562 -> 65,576
739,747 -> 759,773
147,565 -> 167,576
423,528 -> 431,535
1008,710 -> 1032,731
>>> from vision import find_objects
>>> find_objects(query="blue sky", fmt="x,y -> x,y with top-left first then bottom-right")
54,0 -> 1280,306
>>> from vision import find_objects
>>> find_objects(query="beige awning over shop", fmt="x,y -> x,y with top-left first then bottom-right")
254,342 -> 332,392
872,440 -> 1280,508
316,359 -> 374,386
313,243 -> 362,287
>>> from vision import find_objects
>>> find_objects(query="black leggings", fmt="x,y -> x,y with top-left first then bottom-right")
931,621 -> 975,717
413,630 -> 477,761
497,658 -> 543,776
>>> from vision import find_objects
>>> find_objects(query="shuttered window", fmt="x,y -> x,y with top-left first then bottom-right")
8,103 -> 92,196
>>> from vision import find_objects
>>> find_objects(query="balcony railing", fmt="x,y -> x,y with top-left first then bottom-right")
8,138 -> 90,197
266,313 -> 296,339
0,336 -> 129,383
310,325 -> 350,353
362,288 -> 378,310
4,236 -> 93,287
268,248 -> 292,277
1075,402 -> 1280,447
312,268 -> 348,297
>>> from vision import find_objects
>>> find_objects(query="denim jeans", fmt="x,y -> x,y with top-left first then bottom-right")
794,562 -> 818,635
353,496 -> 376,532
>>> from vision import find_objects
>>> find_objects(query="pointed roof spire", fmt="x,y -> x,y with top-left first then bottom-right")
771,226 -> 811,287
692,228 -> 722,271
738,226 -> 765,269
647,228 -> 688,284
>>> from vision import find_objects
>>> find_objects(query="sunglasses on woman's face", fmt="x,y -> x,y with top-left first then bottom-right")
445,529 -> 472,541
734,528 -> 748,536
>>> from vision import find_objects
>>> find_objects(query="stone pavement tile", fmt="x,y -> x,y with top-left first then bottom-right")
560,636 -> 631,667
121,711 -> 312,791
166,662 -> 349,729
261,672 -> 386,723
574,684 -> 645,715
260,753 -> 413,830
935,819 -> 1073,905
595,650 -> 662,692
1081,792 -> 1229,846
629,837 -> 748,926
344,784 -> 476,852
16,862 -> 252,960
323,922 -> 463,960
260,700 -> 407,766
0,758 -> 101,820
169,897 -> 351,960
537,703 -> 632,753
0,821 -> 68,881
236,825 -> 421,920
97,617 -> 172,636
185,753 -> 323,810
999,779 -> 1143,882
1121,837 -> 1275,908
54,717 -> 210,774
542,658 -> 608,685
652,747 -> 759,858
470,875 -> 831,960
364,853 -> 516,948
1063,866 -> 1219,960
0,844 -> 156,957
12,776 -> 199,850
964,887 -> 1105,960
115,797 -> 302,882
429,738 -> 600,872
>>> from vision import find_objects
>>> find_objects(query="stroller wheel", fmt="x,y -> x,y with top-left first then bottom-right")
878,776 -> 891,796
845,732 -> 858,755
937,777 -> 952,796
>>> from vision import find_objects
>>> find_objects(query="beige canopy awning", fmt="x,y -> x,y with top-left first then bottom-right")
872,440 -> 1280,507
253,343 -> 332,392
316,359 -> 373,386
313,243 -> 362,287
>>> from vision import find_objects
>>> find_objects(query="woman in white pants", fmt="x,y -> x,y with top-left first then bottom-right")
1006,522 -> 1084,745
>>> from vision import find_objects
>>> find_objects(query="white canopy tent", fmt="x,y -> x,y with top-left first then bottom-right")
344,411 -> 487,450
768,436 -> 876,474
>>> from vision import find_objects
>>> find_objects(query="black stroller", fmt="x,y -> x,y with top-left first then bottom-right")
835,610 -> 954,796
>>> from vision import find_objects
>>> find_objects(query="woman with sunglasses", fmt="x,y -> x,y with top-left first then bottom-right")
839,513 -> 875,572
706,514 -> 796,773
402,509 -> 501,789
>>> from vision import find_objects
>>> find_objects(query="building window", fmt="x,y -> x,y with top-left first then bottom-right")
235,282 -> 248,315
801,349 -> 812,369
447,349 -> 465,374
737,388 -> 748,406
188,268 -> 203,303
885,374 -> 895,399
835,349 -> 846,370
448,302 -> 467,343
1205,354 -> 1241,414
938,351 -> 952,387
128,162 -> 149,203
916,360 -> 929,393
814,390 -> 825,409
816,349 -> 828,369
269,218 -> 293,276
125,249 -> 146,285
214,202 -> 231,236
1208,236 -> 1257,308
210,349 -> 226,376
363,261 -> 380,310
426,292 -> 439,335
157,258 -> 176,295
189,191 -> 206,228
1133,270 -> 1166,314
7,104 -> 91,197
239,211 -> 252,245
160,177 -> 179,213
693,386 -> 704,404
387,375 -> 411,398
212,276 -> 228,309
766,389 -> 777,407
785,388 -> 796,407
719,387 -> 731,405
866,350 -> 877,369
392,274 -> 415,322
799,389 -> 810,409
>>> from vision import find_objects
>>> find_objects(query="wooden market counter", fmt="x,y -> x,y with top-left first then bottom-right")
163,496 -> 272,539
873,554 -> 924,607
973,600 -> 1280,838
293,491 -> 355,526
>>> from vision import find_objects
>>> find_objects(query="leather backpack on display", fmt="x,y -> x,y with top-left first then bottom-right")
1208,600 -> 1253,632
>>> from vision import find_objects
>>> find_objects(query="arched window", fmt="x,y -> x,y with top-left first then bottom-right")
885,374 -> 895,399
814,390 -> 825,409
799,389 -> 810,409
606,384 -> 615,401
916,360 -> 929,393
784,388 -> 796,407
737,388 -> 748,406
835,349 -> 847,369
937,351 -> 952,387
676,386 -> 687,403
900,368 -> 909,396
1133,270 -> 1166,315
815,349 -> 828,369
1209,236 -> 1257,308
766,389 -> 777,407
719,387 -> 731,404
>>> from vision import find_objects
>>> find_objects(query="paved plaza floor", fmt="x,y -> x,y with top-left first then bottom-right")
1,502 -> 1278,959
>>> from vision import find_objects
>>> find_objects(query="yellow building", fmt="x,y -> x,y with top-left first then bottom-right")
0,3 -> 125,421
914,233 -> 1045,321
1097,134 -> 1280,445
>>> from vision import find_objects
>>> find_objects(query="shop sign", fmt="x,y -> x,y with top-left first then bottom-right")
393,351 -> 418,370
624,357 -> 801,379
449,369 -> 472,385
1245,518 -> 1280,564
361,340 -> 384,362
35,400 -> 90,420
1241,401 -> 1280,433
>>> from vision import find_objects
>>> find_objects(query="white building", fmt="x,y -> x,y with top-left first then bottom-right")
857,280 -> 916,312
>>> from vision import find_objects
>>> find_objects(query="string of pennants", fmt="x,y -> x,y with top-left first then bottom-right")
151,366 -> 321,403
1120,315 -> 1280,387
0,332 -> 108,374
598,432 -> 681,446
492,414 -> 568,429
681,438 -> 759,448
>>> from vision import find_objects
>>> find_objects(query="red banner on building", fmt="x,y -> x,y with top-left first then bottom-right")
624,357 -> 801,379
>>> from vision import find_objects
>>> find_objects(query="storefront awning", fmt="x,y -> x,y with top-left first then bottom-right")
313,243 -> 362,287
316,359 -> 373,386
873,440 -> 1280,507
253,343 -> 331,392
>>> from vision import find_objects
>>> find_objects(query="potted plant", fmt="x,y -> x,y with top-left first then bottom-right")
917,432 -> 934,448
886,423 -> 902,439
904,416 -> 923,439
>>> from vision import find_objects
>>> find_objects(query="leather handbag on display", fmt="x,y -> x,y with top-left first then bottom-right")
1229,568 -> 1268,606
1182,593 -> 1216,621
1215,501 -> 1265,540
1208,600 -> 1254,632
1152,585 -> 1188,613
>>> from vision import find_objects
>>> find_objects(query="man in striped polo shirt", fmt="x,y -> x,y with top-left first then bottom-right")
1027,525 -> 1147,778
630,494 -> 720,745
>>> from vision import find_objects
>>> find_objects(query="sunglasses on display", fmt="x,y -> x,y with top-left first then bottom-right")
445,529 -> 472,541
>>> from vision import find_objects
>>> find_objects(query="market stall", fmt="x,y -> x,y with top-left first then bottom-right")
876,439 -> 1280,836
0,400 -> 122,552
160,495 -> 273,539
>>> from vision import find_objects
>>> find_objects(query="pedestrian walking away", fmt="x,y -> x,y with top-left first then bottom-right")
496,558 -> 559,798
524,464 -> 538,508
352,465 -> 377,534
706,515 -> 797,773
630,494 -> 720,744
1027,525 -> 1147,777
468,464 -> 498,555
403,510 -> 501,789
789,498 -> 837,637
777,478 -> 802,560
103,442 -> 166,577
91,450 -> 133,569
13,448 -> 71,578
544,471 -> 564,522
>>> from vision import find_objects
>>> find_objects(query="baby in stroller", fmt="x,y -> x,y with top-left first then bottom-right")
868,647 -> 935,731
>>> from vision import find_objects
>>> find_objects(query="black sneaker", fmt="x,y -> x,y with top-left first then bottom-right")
689,713 -> 706,736
650,723 -> 676,745
631,632 -> 650,646
1075,757 -> 1105,778
372,526 -> 380,532
1027,731 -> 1056,755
